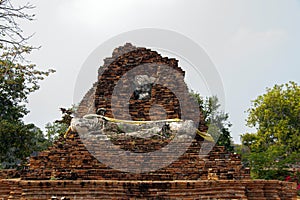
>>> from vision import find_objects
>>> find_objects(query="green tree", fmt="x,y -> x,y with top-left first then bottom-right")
0,0 -> 55,121
45,107 -> 75,144
233,143 -> 251,168
191,92 -> 234,152
241,81 -> 300,179
0,120 -> 47,169
0,0 -> 54,168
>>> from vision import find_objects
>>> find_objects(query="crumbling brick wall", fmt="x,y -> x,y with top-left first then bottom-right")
77,43 -> 207,131
95,43 -> 185,121
76,82 -> 97,118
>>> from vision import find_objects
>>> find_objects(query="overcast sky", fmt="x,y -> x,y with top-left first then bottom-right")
21,0 -> 300,143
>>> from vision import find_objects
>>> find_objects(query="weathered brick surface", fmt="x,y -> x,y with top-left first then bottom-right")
0,170 -> 19,179
75,82 -> 97,118
21,132 -> 250,181
77,43 -> 207,131
95,44 -> 184,121
0,179 -> 296,200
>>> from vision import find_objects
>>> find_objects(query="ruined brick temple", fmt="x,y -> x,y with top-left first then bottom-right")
0,44 -> 296,199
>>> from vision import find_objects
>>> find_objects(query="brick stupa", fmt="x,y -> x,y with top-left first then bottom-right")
0,44 -> 296,199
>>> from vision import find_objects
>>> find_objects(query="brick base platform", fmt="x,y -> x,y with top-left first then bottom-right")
0,179 -> 296,200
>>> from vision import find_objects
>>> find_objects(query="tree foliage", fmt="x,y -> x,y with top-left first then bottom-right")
0,0 -> 55,121
241,81 -> 300,179
45,107 -> 75,144
191,92 -> 234,152
0,0 -> 54,168
0,119 -> 48,169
